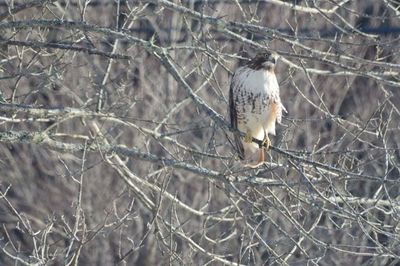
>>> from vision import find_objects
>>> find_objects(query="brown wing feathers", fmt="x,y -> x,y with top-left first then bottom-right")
229,80 -> 245,160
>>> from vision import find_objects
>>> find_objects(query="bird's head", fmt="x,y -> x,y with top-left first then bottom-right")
248,51 -> 279,71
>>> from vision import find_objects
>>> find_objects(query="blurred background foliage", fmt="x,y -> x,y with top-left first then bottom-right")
0,0 -> 399,265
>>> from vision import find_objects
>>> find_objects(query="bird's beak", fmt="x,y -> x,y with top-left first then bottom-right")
272,52 -> 280,63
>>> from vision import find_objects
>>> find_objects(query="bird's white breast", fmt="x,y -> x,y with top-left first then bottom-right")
234,67 -> 278,95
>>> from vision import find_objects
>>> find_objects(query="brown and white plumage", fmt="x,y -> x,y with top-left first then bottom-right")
229,52 -> 286,164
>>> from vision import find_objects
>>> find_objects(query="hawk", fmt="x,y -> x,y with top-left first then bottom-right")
229,52 -> 286,166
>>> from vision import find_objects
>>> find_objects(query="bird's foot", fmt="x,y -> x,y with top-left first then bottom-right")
260,135 -> 271,150
243,130 -> 253,143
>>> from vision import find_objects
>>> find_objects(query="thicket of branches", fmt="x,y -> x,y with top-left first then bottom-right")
0,0 -> 399,265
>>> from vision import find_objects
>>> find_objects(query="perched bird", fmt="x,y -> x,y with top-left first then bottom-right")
229,52 -> 286,167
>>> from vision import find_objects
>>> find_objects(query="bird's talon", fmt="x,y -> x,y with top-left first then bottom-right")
243,131 -> 253,143
261,136 -> 271,150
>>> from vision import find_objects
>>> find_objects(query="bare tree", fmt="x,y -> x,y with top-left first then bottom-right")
0,0 -> 399,265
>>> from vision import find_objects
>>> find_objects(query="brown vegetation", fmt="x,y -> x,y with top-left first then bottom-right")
0,0 -> 399,265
